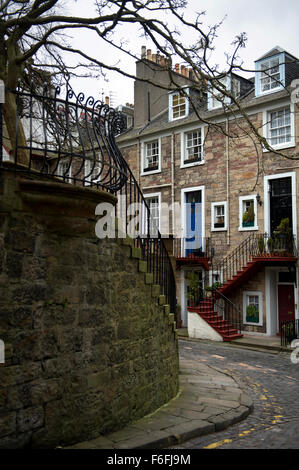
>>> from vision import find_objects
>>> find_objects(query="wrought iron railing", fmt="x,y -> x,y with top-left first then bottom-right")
212,289 -> 242,335
173,237 -> 211,259
1,83 -> 128,192
188,285 -> 242,335
208,232 -> 297,288
0,83 -> 177,317
280,319 -> 299,347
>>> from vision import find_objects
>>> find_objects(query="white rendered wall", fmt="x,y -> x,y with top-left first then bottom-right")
187,311 -> 223,341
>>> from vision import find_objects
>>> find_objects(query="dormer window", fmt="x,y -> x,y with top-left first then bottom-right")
169,89 -> 189,121
260,57 -> 281,92
207,76 -> 231,110
255,48 -> 286,97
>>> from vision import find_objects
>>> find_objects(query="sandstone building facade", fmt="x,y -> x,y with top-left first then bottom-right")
117,46 -> 299,339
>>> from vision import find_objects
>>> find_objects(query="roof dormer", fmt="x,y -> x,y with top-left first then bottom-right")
255,46 -> 286,97
207,74 -> 249,111
168,87 -> 190,122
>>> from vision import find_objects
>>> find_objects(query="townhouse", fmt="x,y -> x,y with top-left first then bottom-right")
117,45 -> 299,340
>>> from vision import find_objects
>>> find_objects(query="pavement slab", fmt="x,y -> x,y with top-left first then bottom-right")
65,357 -> 253,449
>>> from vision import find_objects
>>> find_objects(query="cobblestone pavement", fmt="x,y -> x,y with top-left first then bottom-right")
170,339 -> 299,449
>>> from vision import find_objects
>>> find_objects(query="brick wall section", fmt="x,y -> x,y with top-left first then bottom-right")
0,171 -> 179,448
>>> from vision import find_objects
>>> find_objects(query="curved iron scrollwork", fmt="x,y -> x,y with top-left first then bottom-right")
5,82 -> 128,193
1,82 -> 177,317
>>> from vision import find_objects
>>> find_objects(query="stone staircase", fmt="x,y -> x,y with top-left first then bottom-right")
189,298 -> 243,342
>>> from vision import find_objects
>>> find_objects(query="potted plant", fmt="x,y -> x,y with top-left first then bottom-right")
258,236 -> 265,254
267,236 -> 274,253
274,217 -> 293,253
246,304 -> 259,323
205,281 -> 222,297
186,272 -> 200,306
242,203 -> 255,227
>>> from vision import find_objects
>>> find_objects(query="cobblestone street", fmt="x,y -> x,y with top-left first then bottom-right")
171,339 -> 299,449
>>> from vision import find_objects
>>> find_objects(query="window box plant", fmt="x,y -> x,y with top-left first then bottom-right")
246,304 -> 259,323
242,203 -> 255,228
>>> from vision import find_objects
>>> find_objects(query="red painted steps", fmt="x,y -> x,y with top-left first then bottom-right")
188,304 -> 243,342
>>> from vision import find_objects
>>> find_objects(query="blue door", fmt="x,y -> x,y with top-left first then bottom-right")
185,191 -> 202,257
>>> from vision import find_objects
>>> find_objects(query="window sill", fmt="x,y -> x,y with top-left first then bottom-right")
141,168 -> 161,176
243,320 -> 263,327
262,142 -> 296,153
239,225 -> 259,232
181,160 -> 204,169
169,114 -> 188,122
211,227 -> 227,232
256,86 -> 283,98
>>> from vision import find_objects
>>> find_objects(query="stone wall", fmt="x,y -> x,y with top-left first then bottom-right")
0,170 -> 179,448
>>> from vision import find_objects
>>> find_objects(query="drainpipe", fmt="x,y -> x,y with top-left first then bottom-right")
226,117 -> 230,246
171,132 -> 175,243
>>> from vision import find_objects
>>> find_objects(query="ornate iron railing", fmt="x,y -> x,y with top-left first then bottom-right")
1,83 -> 128,192
0,83 -> 177,317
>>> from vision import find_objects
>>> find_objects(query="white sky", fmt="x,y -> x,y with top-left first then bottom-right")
67,0 -> 299,107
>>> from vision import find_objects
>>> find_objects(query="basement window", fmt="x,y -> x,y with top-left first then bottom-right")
243,291 -> 263,326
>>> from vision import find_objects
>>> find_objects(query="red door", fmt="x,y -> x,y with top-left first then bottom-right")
278,284 -> 295,327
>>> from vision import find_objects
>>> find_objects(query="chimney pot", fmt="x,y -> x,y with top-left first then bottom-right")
147,49 -> 152,61
152,54 -> 157,63
105,96 -> 109,106
175,63 -> 179,73
141,46 -> 146,58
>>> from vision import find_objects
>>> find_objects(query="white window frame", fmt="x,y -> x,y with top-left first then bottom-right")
263,172 -> 297,241
141,137 -> 161,175
57,159 -> 72,183
258,56 -> 283,96
262,102 -> 295,152
207,76 -> 231,111
168,88 -> 189,122
143,192 -> 161,235
180,127 -> 205,168
209,270 -> 223,287
243,291 -> 263,326
85,155 -> 102,185
239,195 -> 258,231
211,201 -> 227,231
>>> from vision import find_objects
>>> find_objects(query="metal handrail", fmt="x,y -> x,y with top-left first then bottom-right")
0,83 -> 177,317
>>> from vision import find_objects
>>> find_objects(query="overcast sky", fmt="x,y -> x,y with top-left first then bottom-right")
69,0 -> 299,107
